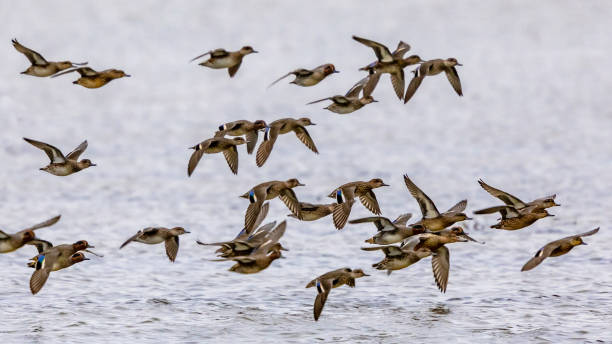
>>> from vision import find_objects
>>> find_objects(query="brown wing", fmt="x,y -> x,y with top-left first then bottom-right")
473,206 -> 520,219
348,216 -> 394,231
478,179 -> 526,208
404,67 -> 425,103
359,190 -> 382,215
363,72 -> 381,97
245,130 -> 259,154
445,66 -> 463,96
332,200 -> 354,230
392,41 -> 411,59
30,268 -> 50,294
65,140 -> 88,160
228,60 -> 242,77
165,236 -> 180,262
120,230 -> 143,249
293,126 -> 318,153
268,71 -> 293,88
255,126 -> 279,167
22,215 -> 61,231
389,69 -> 405,100
444,200 -> 467,215
403,174 -> 440,219
279,189 -> 302,219
187,149 -> 205,176
352,36 -> 393,63
189,50 -> 212,62
12,39 -> 48,65
23,137 -> 67,163
222,145 -> 239,174
313,278 -> 333,321
392,213 -> 413,226
431,246 -> 450,293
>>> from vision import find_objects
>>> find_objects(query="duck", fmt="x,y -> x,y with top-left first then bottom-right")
473,205 -> 553,230
198,221 -> 280,258
353,35 -> 423,99
188,137 -> 247,176
403,174 -> 471,231
521,227 -> 599,271
255,117 -> 318,167
404,58 -> 463,103
190,46 -> 257,77
212,221 -> 287,274
214,120 -> 267,154
307,75 -> 377,114
12,38 -> 87,77
328,178 -> 388,230
120,227 -> 189,262
361,243 -> 431,275
29,252 -> 89,295
305,268 -> 369,321
477,179 -> 560,210
269,64 -> 338,87
23,138 -> 95,176
0,215 -> 59,254
288,202 -> 335,221
52,67 -> 130,88
241,179 -> 304,232
364,227 -> 478,292
28,240 -> 101,269
349,213 -> 428,244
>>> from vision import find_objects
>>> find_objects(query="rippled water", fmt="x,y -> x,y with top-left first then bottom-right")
1,1 -> 612,343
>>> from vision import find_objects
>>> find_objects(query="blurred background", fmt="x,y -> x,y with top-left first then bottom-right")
1,1 -> 611,342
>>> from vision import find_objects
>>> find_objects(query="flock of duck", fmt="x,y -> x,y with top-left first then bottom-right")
2,36 -> 600,322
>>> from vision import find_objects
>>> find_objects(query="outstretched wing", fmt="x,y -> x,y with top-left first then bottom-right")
444,200 -> 467,215
222,145 -> 239,174
352,36 -> 393,63
255,126 -> 279,167
165,236 -> 179,262
22,215 -> 61,231
23,138 -> 66,164
445,66 -> 463,96
12,39 -> 48,65
431,246 -> 450,293
313,278 -> 333,321
293,126 -> 318,153
478,179 -> 526,208
403,174 -> 440,218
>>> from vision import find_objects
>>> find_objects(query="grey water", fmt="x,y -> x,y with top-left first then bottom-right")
1,1 -> 611,343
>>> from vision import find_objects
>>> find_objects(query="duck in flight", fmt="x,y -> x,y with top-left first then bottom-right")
12,39 -> 87,77
120,227 -> 190,262
52,67 -> 130,88
521,228 -> 599,271
23,138 -> 95,176
306,267 -> 369,321
190,46 -> 257,77
0,215 -> 59,254
187,137 -> 247,176
269,63 -> 338,87
404,58 -> 463,103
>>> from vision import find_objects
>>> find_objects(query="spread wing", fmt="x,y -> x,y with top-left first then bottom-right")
392,41 -> 411,59
473,206 -> 520,219
27,239 -> 53,253
363,72 -> 381,97
23,138 -> 66,163
245,130 -> 259,154
332,200 -> 354,230
12,39 -> 47,65
279,189 -> 302,220
187,147 -> 206,177
165,236 -> 179,262
30,268 -> 51,294
431,246 -> 450,293
255,126 -> 279,167
404,66 -> 426,103
392,213 -> 413,226
0,230 -> 9,239
313,278 -> 333,321
222,145 -> 239,174
22,215 -> 61,231
346,76 -> 369,98
65,141 -> 88,160
119,230 -> 143,249
228,61 -> 242,77
268,71 -> 296,88
478,179 -> 526,208
444,200 -> 467,215
403,174 -> 440,218
359,190 -> 382,215
389,69 -> 405,100
293,126 -> 318,153
352,36 -> 393,63
445,66 -> 463,96
349,216 -> 394,231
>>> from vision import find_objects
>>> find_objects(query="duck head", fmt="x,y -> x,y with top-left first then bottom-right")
322,64 -> 339,75
108,69 -> 131,79
360,95 -> 378,105
297,117 -> 316,126
70,252 -> 90,264
240,46 -> 258,55
351,268 -> 370,278
445,58 -> 462,67
171,227 -> 190,236
368,178 -> 389,188
286,178 -> 305,188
